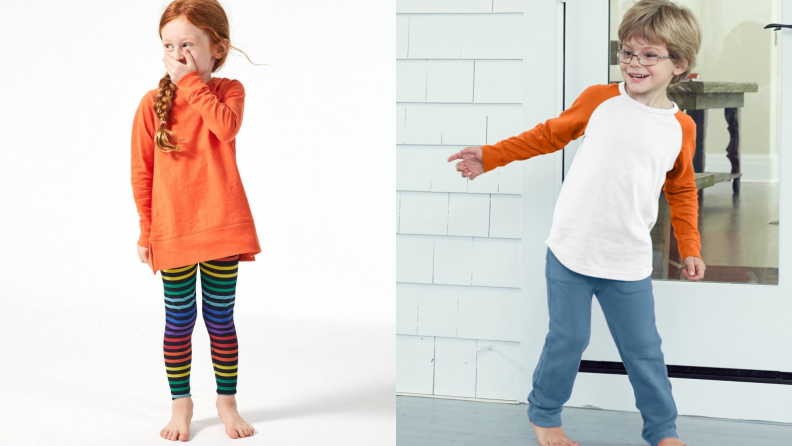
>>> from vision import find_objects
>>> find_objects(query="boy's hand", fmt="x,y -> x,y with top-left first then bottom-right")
448,146 -> 484,180
682,256 -> 705,281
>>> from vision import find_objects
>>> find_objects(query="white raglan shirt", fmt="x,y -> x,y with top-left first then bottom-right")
481,81 -> 701,281
544,82 -> 690,280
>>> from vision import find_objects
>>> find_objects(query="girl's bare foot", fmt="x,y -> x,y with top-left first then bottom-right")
216,395 -> 254,439
160,397 -> 193,442
658,438 -> 688,446
530,422 -> 581,446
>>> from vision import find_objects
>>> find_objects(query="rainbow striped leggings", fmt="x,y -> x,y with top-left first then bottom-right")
161,254 -> 240,400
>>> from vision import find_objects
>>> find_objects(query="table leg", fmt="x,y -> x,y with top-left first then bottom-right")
725,107 -> 741,193
687,109 -> 707,173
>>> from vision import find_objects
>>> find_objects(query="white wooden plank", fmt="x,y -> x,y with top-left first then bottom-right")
398,191 -> 449,235
489,194 -> 521,238
433,236 -> 473,285
397,104 -> 406,144
396,335 -> 436,394
436,0 -> 492,13
431,146 -> 469,193
492,0 -> 523,12
439,104 -> 488,145
396,234 -> 435,283
433,337 -> 477,397
398,0 -> 500,13
396,283 -> 420,334
396,0 -> 437,13
447,193 -> 490,237
397,15 -> 409,59
461,14 -> 523,59
467,168 -> 499,194
474,60 -> 522,103
471,237 -> 520,287
397,60 -> 427,102
497,160 -> 522,194
404,104 -> 442,144
396,191 -> 401,232
458,286 -> 520,341
487,104 -> 523,145
417,284 -> 459,337
426,60 -> 474,103
408,14 -> 463,59
569,373 -> 792,423
396,146 -> 433,191
475,340 -> 520,400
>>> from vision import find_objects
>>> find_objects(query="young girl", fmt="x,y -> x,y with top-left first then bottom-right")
130,0 -> 261,441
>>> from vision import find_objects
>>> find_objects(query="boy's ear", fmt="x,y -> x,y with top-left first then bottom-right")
673,58 -> 689,75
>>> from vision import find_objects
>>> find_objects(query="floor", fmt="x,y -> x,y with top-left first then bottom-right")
396,395 -> 792,446
0,295 -> 394,446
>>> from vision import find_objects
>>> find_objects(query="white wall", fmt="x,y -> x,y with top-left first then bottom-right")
396,0 -> 526,400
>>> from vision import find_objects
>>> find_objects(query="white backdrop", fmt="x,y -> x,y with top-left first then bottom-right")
0,1 -> 394,445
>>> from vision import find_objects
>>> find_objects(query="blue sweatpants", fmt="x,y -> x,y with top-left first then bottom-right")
528,248 -> 678,446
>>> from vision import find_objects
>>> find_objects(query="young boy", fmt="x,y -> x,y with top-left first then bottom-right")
448,1 -> 706,445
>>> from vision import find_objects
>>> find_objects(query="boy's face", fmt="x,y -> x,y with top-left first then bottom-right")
619,36 -> 686,95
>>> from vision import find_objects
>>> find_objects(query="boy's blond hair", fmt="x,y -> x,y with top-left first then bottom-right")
618,0 -> 701,85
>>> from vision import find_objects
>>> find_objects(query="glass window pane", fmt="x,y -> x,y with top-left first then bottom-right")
609,0 -> 782,284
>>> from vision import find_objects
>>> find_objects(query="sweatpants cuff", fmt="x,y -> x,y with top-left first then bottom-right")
527,405 -> 562,428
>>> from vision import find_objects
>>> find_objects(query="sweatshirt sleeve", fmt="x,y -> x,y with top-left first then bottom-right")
131,92 -> 156,247
480,84 -> 610,173
663,114 -> 702,261
175,70 -> 245,142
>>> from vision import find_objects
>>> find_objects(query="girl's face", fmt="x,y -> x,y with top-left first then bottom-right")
160,16 -> 224,77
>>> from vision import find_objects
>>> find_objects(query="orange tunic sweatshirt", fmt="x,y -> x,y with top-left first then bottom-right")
131,70 -> 261,275
481,82 -> 701,281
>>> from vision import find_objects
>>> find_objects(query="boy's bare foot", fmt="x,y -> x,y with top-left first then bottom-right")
530,422 -> 581,446
658,438 -> 688,446
160,397 -> 193,442
217,395 -> 254,439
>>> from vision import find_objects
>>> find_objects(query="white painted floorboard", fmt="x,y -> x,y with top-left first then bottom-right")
397,396 -> 792,445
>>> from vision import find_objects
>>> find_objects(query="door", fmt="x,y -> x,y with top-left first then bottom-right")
560,0 -> 792,421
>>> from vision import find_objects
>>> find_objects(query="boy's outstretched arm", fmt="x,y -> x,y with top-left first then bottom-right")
664,114 -> 706,281
478,85 -> 611,174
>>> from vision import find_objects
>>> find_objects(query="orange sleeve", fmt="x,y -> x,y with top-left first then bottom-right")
131,92 -> 155,247
664,113 -> 702,261
175,71 -> 245,142
481,84 -> 613,172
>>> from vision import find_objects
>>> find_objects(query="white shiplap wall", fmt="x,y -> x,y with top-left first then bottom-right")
396,0 -> 525,401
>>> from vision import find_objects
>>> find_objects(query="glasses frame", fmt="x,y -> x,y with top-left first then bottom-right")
616,49 -> 674,66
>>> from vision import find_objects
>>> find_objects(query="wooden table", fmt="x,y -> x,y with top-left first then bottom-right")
667,81 -> 758,193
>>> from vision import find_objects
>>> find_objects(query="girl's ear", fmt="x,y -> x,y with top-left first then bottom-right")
214,38 -> 230,59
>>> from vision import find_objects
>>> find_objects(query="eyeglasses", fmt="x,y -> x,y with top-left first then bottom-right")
616,50 -> 673,66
